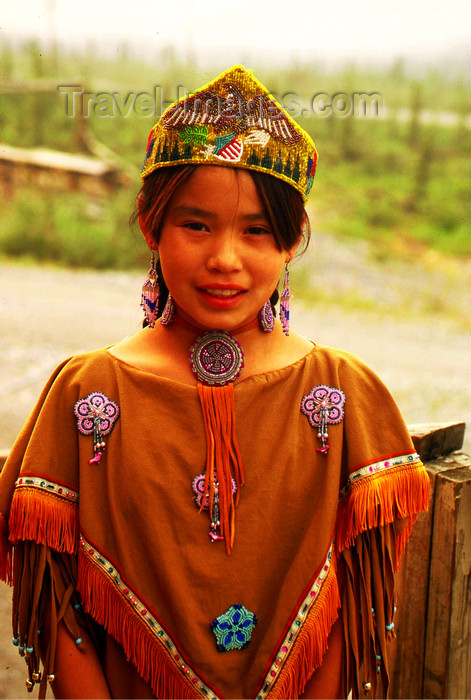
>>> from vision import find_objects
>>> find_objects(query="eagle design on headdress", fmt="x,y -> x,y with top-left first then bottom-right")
163,82 -> 301,145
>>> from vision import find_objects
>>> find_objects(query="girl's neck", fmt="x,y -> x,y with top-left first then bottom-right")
108,317 -> 313,386
172,314 -> 261,337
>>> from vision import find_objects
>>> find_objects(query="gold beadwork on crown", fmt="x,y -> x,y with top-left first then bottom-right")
141,65 -> 318,202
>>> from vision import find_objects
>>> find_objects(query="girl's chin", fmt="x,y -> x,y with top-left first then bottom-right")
176,304 -> 257,332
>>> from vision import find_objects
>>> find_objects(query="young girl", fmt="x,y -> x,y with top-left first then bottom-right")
0,66 -> 429,699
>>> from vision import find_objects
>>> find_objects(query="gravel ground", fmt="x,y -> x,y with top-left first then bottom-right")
0,248 -> 469,698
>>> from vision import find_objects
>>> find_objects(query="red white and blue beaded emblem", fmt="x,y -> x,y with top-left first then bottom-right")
300,385 -> 346,454
189,331 -> 244,385
211,604 -> 258,652
74,392 -> 120,464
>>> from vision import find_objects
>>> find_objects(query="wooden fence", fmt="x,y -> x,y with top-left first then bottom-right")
389,422 -> 470,699
0,422 -> 469,699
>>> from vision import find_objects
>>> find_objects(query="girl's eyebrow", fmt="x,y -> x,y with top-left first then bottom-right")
172,205 -> 214,218
171,204 -> 268,222
243,212 -> 270,223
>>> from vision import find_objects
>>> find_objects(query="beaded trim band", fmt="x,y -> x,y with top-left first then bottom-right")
255,544 -> 334,699
141,65 -> 318,203
340,452 -> 421,496
79,535 -> 217,699
15,475 -> 79,504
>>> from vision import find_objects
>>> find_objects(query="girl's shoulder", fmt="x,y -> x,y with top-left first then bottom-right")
31,347 -> 124,412
51,346 -> 116,382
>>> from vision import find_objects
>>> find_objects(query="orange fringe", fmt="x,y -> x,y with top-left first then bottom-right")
0,512 -> 13,585
11,542 -> 85,699
335,464 -> 430,568
197,383 -> 244,555
267,564 -> 341,699
78,551 -> 212,700
340,524 -> 397,699
8,489 -> 79,555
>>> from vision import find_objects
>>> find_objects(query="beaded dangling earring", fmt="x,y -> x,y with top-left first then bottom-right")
279,263 -> 290,337
160,293 -> 176,326
140,251 -> 159,329
258,299 -> 274,332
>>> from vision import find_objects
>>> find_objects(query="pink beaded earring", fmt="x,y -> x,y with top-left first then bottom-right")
160,294 -> 176,326
140,252 -> 159,329
258,299 -> 274,332
279,263 -> 290,337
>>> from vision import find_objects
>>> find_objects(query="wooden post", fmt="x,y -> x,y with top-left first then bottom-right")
389,422 -> 470,699
423,459 -> 471,698
388,476 -> 435,699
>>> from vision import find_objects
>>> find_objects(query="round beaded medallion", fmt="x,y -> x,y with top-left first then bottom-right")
189,331 -> 244,385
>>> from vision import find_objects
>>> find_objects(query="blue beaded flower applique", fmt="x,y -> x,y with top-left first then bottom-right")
211,604 -> 258,652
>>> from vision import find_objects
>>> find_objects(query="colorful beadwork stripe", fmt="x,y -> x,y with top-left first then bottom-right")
15,475 -> 79,504
79,535 -> 218,699
340,452 -> 421,496
255,544 -> 334,699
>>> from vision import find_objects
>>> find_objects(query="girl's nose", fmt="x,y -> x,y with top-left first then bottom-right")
206,233 -> 242,273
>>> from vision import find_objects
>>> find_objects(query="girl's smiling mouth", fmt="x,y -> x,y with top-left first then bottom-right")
197,286 -> 247,309
201,288 -> 245,297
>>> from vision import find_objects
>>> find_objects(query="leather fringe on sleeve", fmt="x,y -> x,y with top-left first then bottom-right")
335,459 -> 430,698
2,473 -> 84,697
339,524 -> 396,699
11,542 -> 84,698
0,513 -> 13,585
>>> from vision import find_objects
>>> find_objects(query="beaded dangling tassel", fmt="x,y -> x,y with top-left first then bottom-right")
279,263 -> 290,337
160,294 -> 176,326
140,252 -> 159,329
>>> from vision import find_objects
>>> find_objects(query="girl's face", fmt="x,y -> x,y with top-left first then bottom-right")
153,166 -> 296,331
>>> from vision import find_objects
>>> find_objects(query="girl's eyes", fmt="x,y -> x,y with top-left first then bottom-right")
245,226 -> 271,236
183,222 -> 208,231
181,222 -> 271,236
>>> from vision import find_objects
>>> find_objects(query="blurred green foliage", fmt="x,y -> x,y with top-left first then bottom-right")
0,188 -> 146,268
0,39 -> 470,267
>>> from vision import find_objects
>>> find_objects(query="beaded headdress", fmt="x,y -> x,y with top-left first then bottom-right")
141,65 -> 318,202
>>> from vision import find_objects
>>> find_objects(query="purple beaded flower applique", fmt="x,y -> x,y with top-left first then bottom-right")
300,385 -> 346,454
74,392 -> 120,464
192,473 -> 237,542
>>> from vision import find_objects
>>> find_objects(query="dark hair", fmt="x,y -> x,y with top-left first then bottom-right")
133,164 -> 310,319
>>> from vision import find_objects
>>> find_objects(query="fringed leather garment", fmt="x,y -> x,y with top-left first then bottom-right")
0,345 -> 429,698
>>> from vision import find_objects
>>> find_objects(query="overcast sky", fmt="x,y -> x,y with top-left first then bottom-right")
1,0 -> 470,68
